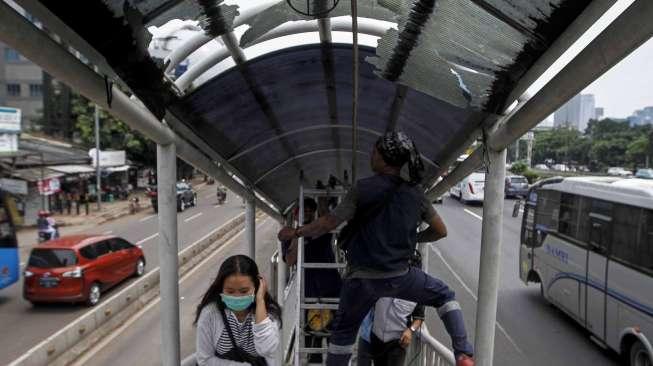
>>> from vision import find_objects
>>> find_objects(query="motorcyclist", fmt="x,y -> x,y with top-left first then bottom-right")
37,210 -> 59,242
216,185 -> 227,204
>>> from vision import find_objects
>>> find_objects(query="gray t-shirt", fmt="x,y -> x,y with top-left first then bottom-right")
332,184 -> 439,279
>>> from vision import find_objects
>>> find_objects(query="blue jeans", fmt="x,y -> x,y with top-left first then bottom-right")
326,267 -> 473,365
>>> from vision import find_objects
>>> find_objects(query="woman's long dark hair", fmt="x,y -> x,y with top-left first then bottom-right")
194,255 -> 282,327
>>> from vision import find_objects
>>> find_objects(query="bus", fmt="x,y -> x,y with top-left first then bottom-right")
519,176 -> 653,365
0,190 -> 19,290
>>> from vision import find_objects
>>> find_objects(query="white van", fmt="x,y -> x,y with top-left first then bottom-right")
449,172 -> 485,204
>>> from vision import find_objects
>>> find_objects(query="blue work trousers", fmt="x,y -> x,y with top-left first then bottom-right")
326,267 -> 473,365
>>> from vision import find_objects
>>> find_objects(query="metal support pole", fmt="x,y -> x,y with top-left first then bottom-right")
94,105 -> 102,210
246,198 -> 256,258
156,143 -> 180,366
474,148 -> 507,366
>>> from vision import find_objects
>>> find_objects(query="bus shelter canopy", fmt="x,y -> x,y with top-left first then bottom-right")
29,0 -> 596,213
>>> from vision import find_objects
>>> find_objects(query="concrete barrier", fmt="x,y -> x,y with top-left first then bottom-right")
9,212 -> 251,366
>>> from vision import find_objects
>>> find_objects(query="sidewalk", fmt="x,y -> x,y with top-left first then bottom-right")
16,178 -> 208,259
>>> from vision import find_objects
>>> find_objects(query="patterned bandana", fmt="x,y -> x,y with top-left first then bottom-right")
376,131 -> 425,184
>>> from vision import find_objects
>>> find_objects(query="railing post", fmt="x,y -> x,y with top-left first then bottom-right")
156,143 -> 180,366
474,148 -> 507,366
246,197 -> 256,258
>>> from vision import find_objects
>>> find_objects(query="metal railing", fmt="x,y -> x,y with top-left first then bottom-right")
406,325 -> 456,366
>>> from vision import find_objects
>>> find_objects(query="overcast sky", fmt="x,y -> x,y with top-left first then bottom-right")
583,37 -> 653,118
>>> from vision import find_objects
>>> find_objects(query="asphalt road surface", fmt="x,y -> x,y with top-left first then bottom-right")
0,183 -> 244,365
424,196 -> 620,366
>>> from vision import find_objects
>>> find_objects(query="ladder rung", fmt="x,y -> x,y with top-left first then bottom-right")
302,262 -> 346,269
303,189 -> 347,196
299,347 -> 328,354
302,303 -> 340,310
304,297 -> 340,303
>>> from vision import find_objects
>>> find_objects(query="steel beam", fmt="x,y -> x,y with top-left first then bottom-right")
0,3 -> 284,222
164,0 -> 281,74
246,198 -> 256,258
474,148 -> 506,366
156,143 -> 180,366
175,17 -> 388,92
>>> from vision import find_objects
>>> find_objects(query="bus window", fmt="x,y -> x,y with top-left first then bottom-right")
611,208 -> 653,274
558,193 -> 581,243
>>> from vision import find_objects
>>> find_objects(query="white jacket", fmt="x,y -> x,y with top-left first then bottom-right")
196,303 -> 280,366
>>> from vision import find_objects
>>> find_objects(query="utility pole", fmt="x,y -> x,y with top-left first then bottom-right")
94,105 -> 101,211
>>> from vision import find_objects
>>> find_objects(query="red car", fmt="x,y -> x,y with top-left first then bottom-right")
23,235 -> 145,306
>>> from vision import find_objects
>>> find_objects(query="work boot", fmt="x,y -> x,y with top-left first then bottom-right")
456,354 -> 474,366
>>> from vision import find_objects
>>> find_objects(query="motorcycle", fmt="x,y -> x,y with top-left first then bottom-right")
217,188 -> 227,205
38,228 -> 59,243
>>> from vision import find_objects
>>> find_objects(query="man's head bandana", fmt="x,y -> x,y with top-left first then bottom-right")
375,131 -> 425,184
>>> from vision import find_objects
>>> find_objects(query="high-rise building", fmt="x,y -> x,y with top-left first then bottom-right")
553,94 -> 596,132
628,106 -> 653,126
595,107 -> 604,120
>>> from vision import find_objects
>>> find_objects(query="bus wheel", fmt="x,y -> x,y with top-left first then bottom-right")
630,340 -> 651,366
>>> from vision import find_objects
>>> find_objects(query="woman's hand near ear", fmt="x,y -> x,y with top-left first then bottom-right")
255,276 -> 269,324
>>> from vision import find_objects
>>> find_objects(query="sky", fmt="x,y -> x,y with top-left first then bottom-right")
583,37 -> 653,118
525,0 -> 652,121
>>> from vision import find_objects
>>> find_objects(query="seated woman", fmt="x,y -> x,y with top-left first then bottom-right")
195,255 -> 282,365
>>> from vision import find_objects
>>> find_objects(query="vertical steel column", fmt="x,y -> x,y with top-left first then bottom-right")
474,148 -> 507,366
156,143 -> 180,366
294,184 -> 305,366
246,198 -> 256,258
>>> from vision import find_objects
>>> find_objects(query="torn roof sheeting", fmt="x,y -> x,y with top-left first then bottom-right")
240,0 -> 397,47
369,0 -> 592,113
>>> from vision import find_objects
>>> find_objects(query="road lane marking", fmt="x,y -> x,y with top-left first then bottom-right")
136,233 -> 159,245
431,245 -> 525,356
102,230 -> 113,235
184,212 -> 203,223
464,209 -> 483,221
71,218 -> 269,366
139,214 -> 156,222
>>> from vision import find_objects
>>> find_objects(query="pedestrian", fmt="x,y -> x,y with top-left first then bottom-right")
195,255 -> 282,366
278,131 -> 474,366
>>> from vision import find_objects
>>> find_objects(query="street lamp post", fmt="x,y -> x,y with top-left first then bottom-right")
94,104 -> 101,211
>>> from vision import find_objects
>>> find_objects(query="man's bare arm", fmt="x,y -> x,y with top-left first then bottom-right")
278,214 -> 343,241
416,213 -> 447,243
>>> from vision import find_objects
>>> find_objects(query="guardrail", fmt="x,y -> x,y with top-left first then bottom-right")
406,325 -> 456,366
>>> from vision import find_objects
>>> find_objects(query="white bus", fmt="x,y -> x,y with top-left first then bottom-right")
519,176 -> 653,366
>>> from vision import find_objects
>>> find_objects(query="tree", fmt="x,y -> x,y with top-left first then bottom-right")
626,135 -> 649,168
72,94 -> 155,166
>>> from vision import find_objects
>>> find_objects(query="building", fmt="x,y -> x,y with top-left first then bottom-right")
628,106 -> 653,126
595,107 -> 604,120
0,41 -> 43,131
553,94 -> 597,132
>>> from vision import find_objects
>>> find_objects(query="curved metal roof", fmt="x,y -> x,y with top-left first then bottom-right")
17,0 -> 614,214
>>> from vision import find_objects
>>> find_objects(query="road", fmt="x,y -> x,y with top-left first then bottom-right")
0,183 -> 244,365
424,196 -> 621,365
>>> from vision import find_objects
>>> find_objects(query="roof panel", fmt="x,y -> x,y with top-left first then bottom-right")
171,44 -> 484,209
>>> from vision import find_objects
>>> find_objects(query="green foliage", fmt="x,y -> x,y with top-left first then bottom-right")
72,94 -> 155,166
532,119 -> 652,171
522,169 -> 540,184
510,161 -> 528,175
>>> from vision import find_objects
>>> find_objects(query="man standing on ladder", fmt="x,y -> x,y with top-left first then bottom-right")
278,131 -> 474,366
